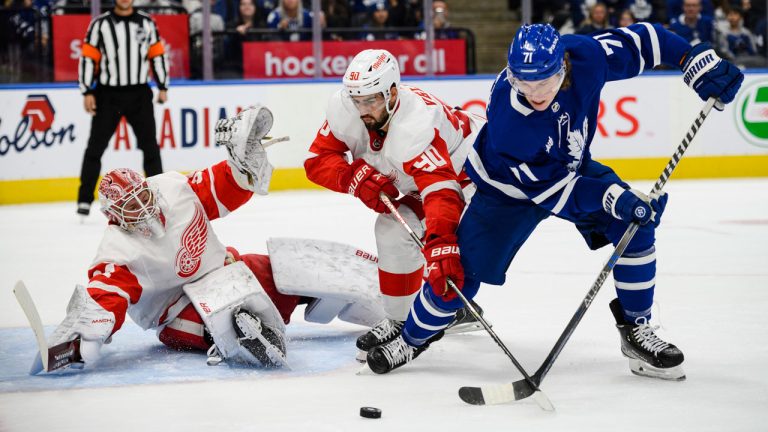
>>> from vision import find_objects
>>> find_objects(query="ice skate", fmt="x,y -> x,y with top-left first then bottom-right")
233,309 -> 287,368
367,332 -> 443,374
355,318 -> 403,362
445,300 -> 487,334
610,299 -> 685,381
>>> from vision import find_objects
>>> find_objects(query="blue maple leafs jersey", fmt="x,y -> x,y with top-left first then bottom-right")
466,23 -> 691,220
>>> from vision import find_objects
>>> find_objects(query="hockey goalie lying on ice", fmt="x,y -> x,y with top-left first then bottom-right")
28,106 -> 389,374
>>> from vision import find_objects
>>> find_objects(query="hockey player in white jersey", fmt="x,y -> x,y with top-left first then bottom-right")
304,49 -> 487,360
31,106 -> 389,373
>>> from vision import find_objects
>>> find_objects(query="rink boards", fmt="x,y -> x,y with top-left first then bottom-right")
2,72 -> 768,204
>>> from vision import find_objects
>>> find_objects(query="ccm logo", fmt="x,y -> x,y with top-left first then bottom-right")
200,302 -> 212,314
430,245 -> 459,257
348,164 -> 370,194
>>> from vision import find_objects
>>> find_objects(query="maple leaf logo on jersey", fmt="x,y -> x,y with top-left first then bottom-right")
175,203 -> 208,278
566,117 -> 588,172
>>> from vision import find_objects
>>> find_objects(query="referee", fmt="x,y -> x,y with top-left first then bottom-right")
76,0 -> 169,216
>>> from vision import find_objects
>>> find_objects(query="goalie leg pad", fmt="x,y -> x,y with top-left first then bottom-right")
267,238 -> 386,327
183,262 -> 286,365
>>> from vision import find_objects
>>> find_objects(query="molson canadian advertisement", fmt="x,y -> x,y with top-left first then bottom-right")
2,73 -> 767,204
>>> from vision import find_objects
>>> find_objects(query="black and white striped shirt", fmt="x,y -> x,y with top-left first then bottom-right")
78,10 -> 169,94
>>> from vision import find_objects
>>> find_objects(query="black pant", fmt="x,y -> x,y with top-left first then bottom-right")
77,84 -> 163,204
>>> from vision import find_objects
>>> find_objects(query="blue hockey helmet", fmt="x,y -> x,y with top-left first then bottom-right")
507,24 -> 565,82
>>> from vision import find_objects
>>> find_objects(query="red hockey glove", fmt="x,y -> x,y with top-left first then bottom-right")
344,159 -> 398,213
424,234 -> 464,302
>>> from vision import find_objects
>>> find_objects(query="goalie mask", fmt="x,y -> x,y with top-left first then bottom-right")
98,168 -> 165,238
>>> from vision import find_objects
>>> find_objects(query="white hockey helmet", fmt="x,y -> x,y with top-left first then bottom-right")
343,49 -> 400,100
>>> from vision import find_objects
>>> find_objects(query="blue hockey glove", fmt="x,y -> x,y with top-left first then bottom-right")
681,43 -> 743,110
603,184 -> 668,227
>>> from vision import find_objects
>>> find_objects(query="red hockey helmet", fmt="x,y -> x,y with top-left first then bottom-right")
98,168 -> 164,236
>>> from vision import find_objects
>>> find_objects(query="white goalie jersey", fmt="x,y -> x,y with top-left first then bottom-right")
85,161 -> 254,334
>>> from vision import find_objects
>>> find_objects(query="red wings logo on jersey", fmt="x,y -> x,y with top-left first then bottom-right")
175,203 -> 208,278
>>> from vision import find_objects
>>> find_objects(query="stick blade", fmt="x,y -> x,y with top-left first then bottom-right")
13,280 -> 49,372
458,380 -> 537,406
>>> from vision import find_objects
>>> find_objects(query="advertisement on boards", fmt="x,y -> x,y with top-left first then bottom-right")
242,39 -> 467,79
52,14 -> 191,82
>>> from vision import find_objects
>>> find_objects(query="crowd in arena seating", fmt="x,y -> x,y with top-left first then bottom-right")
2,0 -> 766,82
515,0 -> 767,68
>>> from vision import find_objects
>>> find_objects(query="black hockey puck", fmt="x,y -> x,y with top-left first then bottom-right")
360,407 -> 382,419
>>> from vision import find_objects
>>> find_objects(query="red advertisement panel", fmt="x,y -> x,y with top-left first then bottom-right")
53,14 -> 190,82
242,39 -> 467,79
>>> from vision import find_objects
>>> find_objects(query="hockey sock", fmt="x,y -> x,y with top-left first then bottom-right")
613,246 -> 656,322
402,286 -> 457,346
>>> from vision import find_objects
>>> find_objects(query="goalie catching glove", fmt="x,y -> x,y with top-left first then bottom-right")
216,105 -> 276,195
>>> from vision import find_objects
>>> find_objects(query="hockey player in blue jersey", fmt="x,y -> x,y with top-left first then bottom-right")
367,23 -> 743,379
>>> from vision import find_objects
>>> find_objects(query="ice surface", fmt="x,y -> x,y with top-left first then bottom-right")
1,180 -> 767,431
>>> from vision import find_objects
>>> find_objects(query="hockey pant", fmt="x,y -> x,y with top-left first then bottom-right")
402,167 -> 659,347
375,201 -> 425,322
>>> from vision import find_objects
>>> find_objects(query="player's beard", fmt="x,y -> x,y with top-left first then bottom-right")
360,112 -> 390,131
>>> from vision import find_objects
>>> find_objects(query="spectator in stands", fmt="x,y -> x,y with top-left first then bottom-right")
718,6 -> 766,67
416,0 -> 457,39
349,0 -> 383,26
322,0 -> 350,32
618,8 -> 637,26
267,0 -> 317,41
742,1 -> 767,34
570,0 -> 622,30
222,0 -> 266,77
7,0 -> 37,53
667,0 -> 714,17
576,2 -> 612,35
361,2 -> 399,40
232,0 -> 267,32
385,0 -> 418,28
624,0 -> 668,23
669,0 -> 715,44
189,0 -> 225,34
756,18 -> 766,56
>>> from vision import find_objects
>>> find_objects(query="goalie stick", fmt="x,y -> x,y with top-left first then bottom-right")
14,281 -> 83,374
378,194 -> 554,411
458,96 -> 719,406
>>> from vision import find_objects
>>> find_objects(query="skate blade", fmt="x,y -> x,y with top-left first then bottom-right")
445,321 -> 487,335
628,359 -> 686,381
355,362 -> 372,375
355,349 -> 367,363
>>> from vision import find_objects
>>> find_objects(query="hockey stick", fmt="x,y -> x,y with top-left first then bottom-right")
14,281 -> 49,372
459,96 -> 719,405
14,281 -> 83,374
379,193 -> 555,411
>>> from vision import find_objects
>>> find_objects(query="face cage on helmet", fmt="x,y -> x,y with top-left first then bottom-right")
506,62 -> 566,100
102,183 -> 162,235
